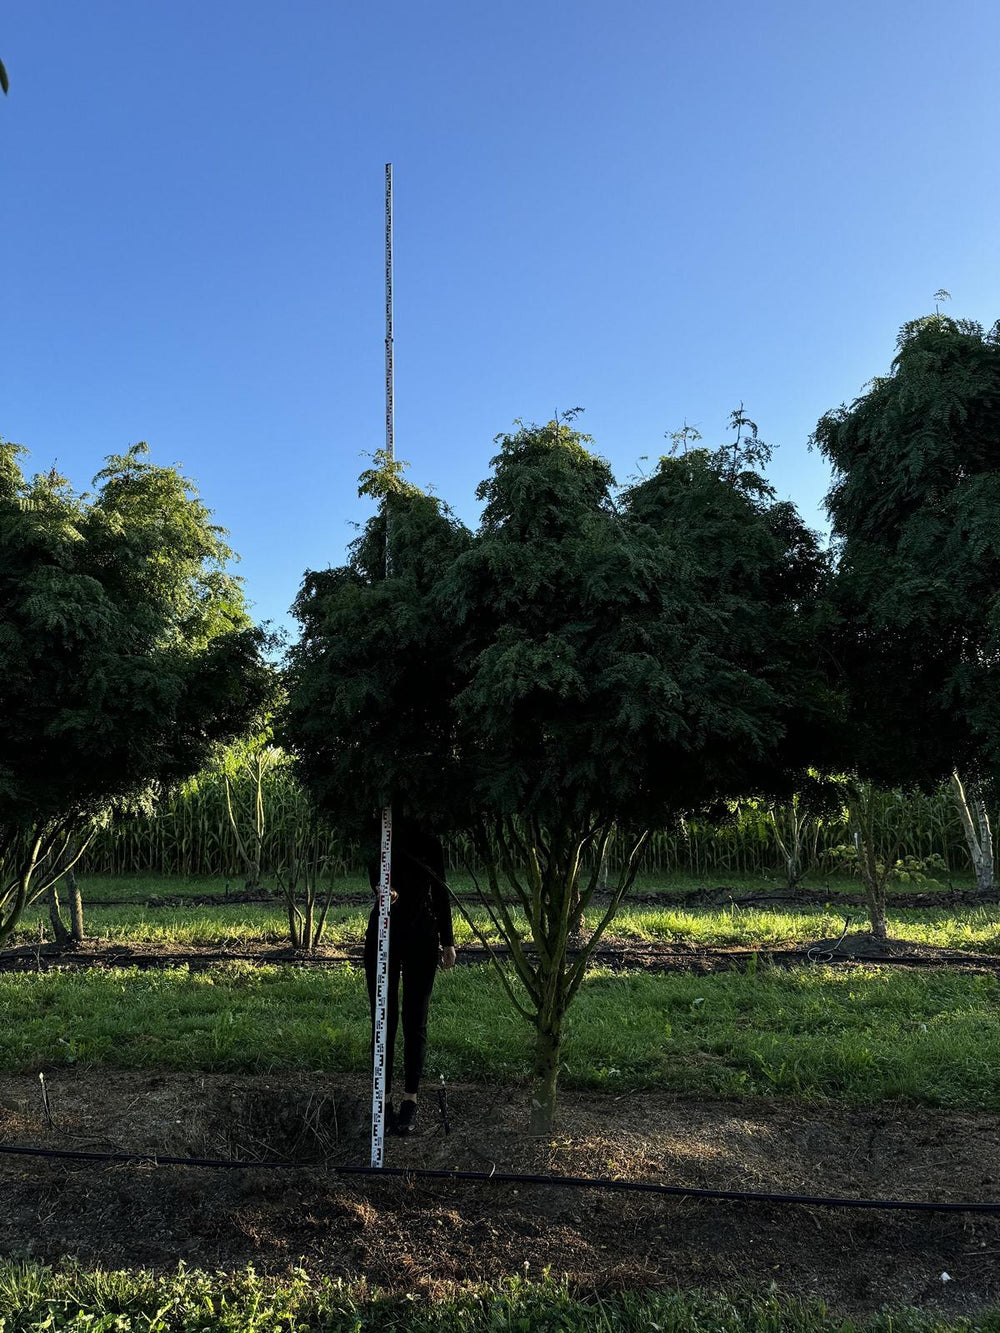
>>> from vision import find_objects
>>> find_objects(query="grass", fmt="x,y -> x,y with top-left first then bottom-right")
10,882 -> 1000,954
0,1264 -> 993,1332
609,902 -> 1000,954
1,961 -> 998,1109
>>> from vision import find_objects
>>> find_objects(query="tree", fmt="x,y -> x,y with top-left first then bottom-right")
764,775 -> 847,893
814,314 -> 1000,926
284,418 -> 829,1131
219,725 -> 341,950
0,440 -> 274,946
950,770 -> 994,895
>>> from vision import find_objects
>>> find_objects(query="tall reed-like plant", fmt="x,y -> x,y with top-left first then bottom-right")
78,753 -> 985,887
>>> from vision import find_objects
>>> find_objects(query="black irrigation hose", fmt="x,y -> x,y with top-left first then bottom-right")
1,1141 -> 999,1214
0,1144 -> 296,1169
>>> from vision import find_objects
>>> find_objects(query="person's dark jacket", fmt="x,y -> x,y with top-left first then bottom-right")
367,822 -> 454,948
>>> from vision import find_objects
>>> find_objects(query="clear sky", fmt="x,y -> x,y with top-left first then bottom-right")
3,1 -> 998,634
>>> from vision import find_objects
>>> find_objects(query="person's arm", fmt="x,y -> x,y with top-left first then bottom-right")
428,836 -> 455,950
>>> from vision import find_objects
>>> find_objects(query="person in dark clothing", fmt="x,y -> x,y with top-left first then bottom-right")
365,815 -> 456,1136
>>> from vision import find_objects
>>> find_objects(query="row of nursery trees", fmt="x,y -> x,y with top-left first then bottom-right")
2,312 -> 999,1130
73,758 -> 995,887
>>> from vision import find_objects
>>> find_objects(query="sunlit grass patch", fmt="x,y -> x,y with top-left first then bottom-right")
605,903 -> 1000,954
7,870 -> 995,955
0,1264 -> 982,1332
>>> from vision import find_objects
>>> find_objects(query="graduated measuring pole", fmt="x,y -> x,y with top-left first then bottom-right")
371,162 -> 395,1168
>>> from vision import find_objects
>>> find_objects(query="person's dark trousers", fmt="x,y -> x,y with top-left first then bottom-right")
364,906 -> 440,1095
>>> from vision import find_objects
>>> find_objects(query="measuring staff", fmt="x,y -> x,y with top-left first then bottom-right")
365,811 -> 457,1136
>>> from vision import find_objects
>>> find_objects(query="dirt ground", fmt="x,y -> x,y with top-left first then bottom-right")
79,885 -> 1000,912
3,935 -> 999,977
2,1070 -> 999,1316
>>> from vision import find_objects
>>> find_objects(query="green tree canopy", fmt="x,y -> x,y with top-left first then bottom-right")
814,315 -> 1000,787
283,456 -> 473,833
0,440 -> 274,942
284,418 -> 830,1129
813,315 -> 1000,935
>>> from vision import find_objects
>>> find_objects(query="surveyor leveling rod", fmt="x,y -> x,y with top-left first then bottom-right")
371,162 -> 395,1169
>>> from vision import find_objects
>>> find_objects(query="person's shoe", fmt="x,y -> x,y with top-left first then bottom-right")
385,1101 -> 398,1135
396,1099 -> 418,1136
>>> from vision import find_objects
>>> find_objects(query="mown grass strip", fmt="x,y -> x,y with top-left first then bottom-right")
1,963 -> 998,1109
0,1264 -> 991,1333
11,898 -> 1000,954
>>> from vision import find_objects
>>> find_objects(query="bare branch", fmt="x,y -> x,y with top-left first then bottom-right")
569,825 -> 612,933
567,829 -> 649,1003
453,860 -> 537,1020
31,824 -> 99,900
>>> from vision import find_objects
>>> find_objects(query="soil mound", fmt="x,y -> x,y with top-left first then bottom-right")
801,931 -> 985,961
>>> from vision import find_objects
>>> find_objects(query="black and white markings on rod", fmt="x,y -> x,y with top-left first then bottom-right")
371,806 -> 393,1166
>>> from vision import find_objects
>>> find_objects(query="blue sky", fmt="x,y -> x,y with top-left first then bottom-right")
3,1 -> 998,634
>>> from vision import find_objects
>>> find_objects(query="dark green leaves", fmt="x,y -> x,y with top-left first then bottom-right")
285,419 -> 828,836
815,315 -> 1000,785
0,439 -> 272,835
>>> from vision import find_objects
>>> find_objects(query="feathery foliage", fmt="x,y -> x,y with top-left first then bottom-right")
0,439 -> 273,944
815,314 -> 1000,786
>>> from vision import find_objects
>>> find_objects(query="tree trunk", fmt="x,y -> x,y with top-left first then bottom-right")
597,852 -> 609,894
864,883 -> 888,942
304,893 -> 315,951
849,799 -> 888,942
975,798 -> 995,895
45,882 -> 73,948
529,1019 -> 561,1135
287,900 -> 300,949
67,865 -> 85,943
950,771 -> 995,895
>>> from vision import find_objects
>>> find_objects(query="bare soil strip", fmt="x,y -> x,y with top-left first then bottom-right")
77,885 -> 1000,910
2,937 -> 998,976
1,1071 -> 999,1315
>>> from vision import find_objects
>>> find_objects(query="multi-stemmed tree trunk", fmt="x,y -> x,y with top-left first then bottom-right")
767,793 -> 822,892
950,772 -> 995,895
457,820 -> 648,1134
45,842 -> 86,946
275,850 -> 336,951
47,837 -> 86,943
45,881 -> 73,947
847,786 -> 895,943
0,823 -> 91,948
223,742 -> 335,951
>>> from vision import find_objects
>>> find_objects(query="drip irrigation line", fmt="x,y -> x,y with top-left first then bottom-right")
806,915 -> 853,964
1,1141 -> 999,1214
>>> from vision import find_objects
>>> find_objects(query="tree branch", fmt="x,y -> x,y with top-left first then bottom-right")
454,858 -> 538,1020
566,829 -> 649,1004
569,825 -> 612,934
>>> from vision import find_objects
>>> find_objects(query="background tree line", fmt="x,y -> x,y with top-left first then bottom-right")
2,307 -> 998,1130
